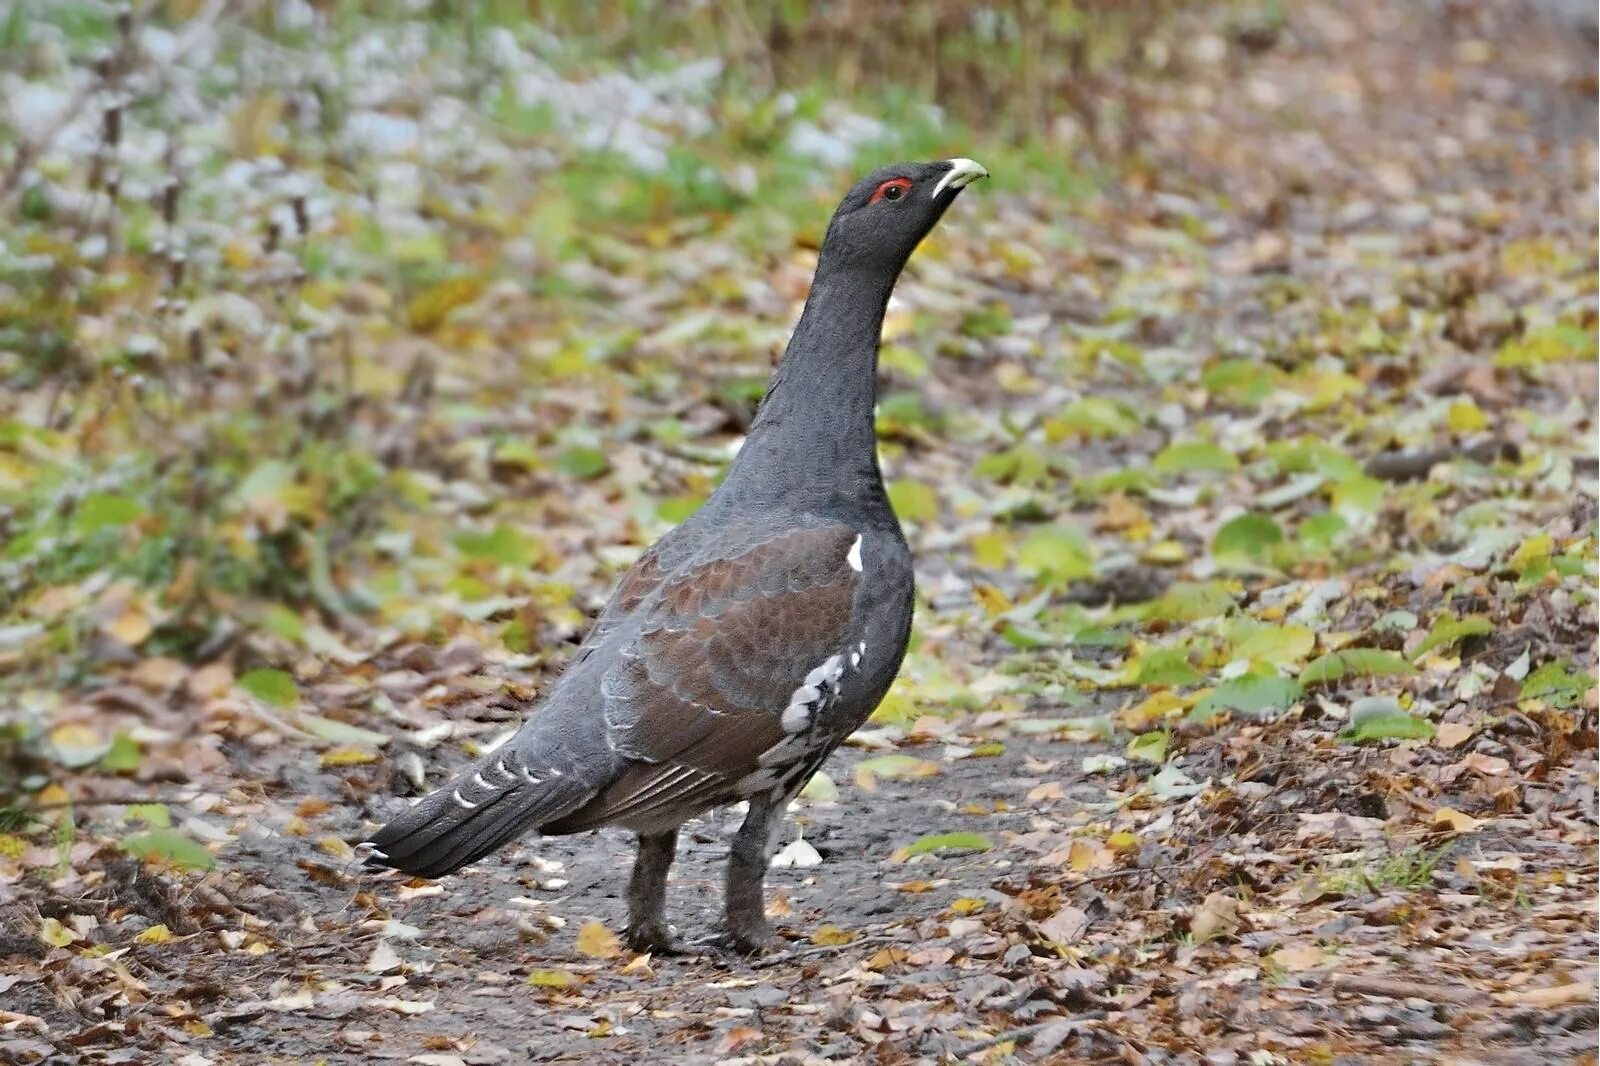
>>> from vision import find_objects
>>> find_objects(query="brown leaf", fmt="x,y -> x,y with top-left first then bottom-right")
1190,892 -> 1243,943
1034,904 -> 1090,945
1493,983 -> 1592,1009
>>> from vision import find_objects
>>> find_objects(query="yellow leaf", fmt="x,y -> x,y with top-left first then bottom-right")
866,946 -> 908,971
1069,838 -> 1115,873
810,924 -> 855,946
1107,831 -> 1139,851
1433,807 -> 1480,833
1434,722 -> 1475,748
971,531 -> 1011,569
103,604 -> 153,647
620,953 -> 654,976
972,583 -> 1011,617
948,898 -> 987,915
894,880 -> 937,894
1446,400 -> 1488,433
135,924 -> 175,944
575,920 -> 622,959
39,917 -> 77,947
317,836 -> 354,859
406,276 -> 485,332
183,1019 -> 213,1037
1139,540 -> 1188,566
527,968 -> 577,988
320,747 -> 378,767
0,833 -> 25,860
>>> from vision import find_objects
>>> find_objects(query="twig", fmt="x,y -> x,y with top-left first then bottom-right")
747,932 -> 896,969
1364,438 -> 1517,482
1325,973 -> 1490,1006
950,1021 -> 1064,1059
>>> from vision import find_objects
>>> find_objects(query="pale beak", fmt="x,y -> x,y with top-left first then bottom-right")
932,157 -> 989,198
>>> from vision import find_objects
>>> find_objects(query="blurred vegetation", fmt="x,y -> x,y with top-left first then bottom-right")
0,0 -> 1204,781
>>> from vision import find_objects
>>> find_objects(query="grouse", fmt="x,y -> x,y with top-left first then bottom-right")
363,158 -> 989,953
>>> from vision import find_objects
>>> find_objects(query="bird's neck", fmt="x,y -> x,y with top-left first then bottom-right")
722,264 -> 898,512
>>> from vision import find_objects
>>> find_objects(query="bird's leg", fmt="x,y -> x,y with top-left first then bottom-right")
625,829 -> 679,953
721,796 -> 780,953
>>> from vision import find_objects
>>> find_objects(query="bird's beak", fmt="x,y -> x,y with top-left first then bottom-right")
932,157 -> 989,199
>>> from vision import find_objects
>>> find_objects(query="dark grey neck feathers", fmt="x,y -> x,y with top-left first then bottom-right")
720,253 -> 900,515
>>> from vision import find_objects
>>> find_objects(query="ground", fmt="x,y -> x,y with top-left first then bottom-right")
0,1 -> 1595,1064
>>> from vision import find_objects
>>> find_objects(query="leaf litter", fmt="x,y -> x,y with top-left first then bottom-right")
0,1 -> 1595,1064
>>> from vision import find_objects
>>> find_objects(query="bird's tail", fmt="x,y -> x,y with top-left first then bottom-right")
361,748 -> 595,879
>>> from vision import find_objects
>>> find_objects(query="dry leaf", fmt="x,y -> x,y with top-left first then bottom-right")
1493,983 -> 1592,1009
810,924 -> 855,946
1034,904 -> 1090,945
1269,943 -> 1326,971
1190,892 -> 1243,943
1432,807 -> 1481,833
574,920 -> 622,959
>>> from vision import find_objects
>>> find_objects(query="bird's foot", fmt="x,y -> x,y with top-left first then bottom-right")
624,920 -> 682,955
696,918 -> 772,957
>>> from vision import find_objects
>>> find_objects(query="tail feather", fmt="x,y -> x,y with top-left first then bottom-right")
362,755 -> 593,879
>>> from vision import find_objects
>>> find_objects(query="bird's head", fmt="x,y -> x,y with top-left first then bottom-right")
816,158 -> 988,277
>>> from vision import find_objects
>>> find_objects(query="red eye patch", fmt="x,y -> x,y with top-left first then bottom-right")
869,178 -> 913,204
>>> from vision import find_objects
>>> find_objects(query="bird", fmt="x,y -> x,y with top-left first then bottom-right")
362,157 -> 989,953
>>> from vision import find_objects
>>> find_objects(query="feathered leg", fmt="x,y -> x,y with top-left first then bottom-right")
625,829 -> 678,953
721,796 -> 779,952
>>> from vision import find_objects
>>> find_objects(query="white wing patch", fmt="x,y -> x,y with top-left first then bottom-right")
846,535 -> 863,572
742,642 -> 870,797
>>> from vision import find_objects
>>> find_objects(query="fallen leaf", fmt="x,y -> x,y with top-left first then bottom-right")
366,940 -> 403,973
1190,892 -> 1243,942
810,924 -> 855,946
1432,807 -> 1481,833
575,920 -> 622,959
1269,943 -> 1326,971
527,968 -> 577,988
1493,984 -> 1592,1009
1034,904 -> 1090,945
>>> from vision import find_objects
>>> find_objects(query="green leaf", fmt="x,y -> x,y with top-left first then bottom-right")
300,714 -> 389,749
899,831 -> 991,858
1519,661 -> 1593,709
1017,525 -> 1094,583
453,524 -> 536,567
1126,730 -> 1169,764
125,803 -> 171,828
1495,322 -> 1596,367
261,603 -> 305,642
73,493 -> 145,535
1192,675 -> 1303,721
1411,614 -> 1492,661
238,667 -> 299,708
1232,625 -> 1315,667
887,480 -> 939,523
100,732 -> 143,773
1132,645 -> 1203,687
120,829 -> 215,871
1153,441 -> 1238,474
1339,698 -> 1435,742
1298,510 -> 1348,550
1300,649 -> 1418,686
1212,513 -> 1284,562
554,446 -> 609,480
1147,581 -> 1238,623
1148,764 -> 1204,799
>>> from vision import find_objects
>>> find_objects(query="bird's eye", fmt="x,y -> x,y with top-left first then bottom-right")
870,178 -> 913,205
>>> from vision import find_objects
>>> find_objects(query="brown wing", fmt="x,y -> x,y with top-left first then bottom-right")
549,523 -> 860,831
